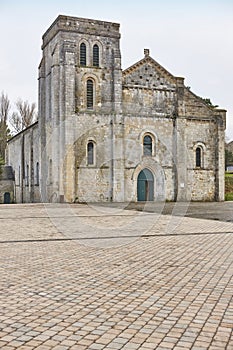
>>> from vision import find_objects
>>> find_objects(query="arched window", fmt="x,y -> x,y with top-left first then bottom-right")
36,162 -> 39,186
196,147 -> 202,167
143,135 -> 152,156
93,44 -> 99,67
87,142 -> 94,165
87,79 -> 94,109
80,43 -> 86,66
26,164 -> 29,186
49,159 -> 53,184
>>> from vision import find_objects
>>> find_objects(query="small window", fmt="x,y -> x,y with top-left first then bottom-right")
93,44 -> 99,67
80,43 -> 86,66
87,142 -> 94,165
36,162 -> 39,186
87,79 -> 94,109
26,164 -> 29,186
18,165 -> 20,186
196,147 -> 201,167
49,159 -> 53,184
143,135 -> 152,156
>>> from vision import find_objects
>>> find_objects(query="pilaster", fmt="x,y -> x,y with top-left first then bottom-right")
215,110 -> 226,201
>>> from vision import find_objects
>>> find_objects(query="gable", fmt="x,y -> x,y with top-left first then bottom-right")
182,88 -> 224,118
123,55 -> 177,90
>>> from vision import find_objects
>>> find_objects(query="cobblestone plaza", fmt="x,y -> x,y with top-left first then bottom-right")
0,203 -> 232,349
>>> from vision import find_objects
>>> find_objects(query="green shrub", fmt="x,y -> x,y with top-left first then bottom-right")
225,193 -> 233,201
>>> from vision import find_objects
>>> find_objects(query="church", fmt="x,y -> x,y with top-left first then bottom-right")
6,15 -> 226,204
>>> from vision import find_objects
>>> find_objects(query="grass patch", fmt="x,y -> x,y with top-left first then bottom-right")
225,193 -> 233,201
225,172 -> 233,200
225,172 -> 233,178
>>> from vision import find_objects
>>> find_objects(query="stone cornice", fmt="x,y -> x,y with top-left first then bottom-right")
122,84 -> 176,92
42,15 -> 120,49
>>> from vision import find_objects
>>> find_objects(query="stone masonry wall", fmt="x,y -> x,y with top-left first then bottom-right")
7,123 -> 40,203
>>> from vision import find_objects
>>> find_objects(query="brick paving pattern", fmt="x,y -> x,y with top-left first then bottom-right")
0,204 -> 232,349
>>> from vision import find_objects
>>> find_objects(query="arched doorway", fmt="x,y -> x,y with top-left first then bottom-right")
137,169 -> 154,201
4,192 -> 11,204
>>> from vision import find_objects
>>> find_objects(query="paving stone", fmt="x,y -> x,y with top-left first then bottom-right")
88,344 -> 106,350
122,343 -> 141,350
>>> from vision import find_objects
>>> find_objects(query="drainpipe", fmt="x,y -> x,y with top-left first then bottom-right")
21,135 -> 24,203
109,48 -> 115,203
172,115 -> 178,202
110,118 -> 114,202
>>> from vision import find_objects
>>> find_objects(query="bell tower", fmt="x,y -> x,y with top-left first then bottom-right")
38,15 -> 123,202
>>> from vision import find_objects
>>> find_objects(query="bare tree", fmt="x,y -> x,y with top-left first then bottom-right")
0,91 -> 10,124
0,91 -> 11,161
0,94 -> 37,160
10,99 -> 37,134
10,112 -> 23,135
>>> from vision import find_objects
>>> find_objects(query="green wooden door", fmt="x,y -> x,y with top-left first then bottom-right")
137,169 -> 154,201
4,192 -> 11,204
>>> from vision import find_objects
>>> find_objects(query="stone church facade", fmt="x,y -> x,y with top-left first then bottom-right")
7,15 -> 226,203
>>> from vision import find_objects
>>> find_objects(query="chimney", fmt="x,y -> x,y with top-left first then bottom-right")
144,48 -> 150,57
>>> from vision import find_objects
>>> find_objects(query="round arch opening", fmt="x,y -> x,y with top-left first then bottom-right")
137,168 -> 154,201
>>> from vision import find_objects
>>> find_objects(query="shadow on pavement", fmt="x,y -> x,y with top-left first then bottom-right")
125,201 -> 233,223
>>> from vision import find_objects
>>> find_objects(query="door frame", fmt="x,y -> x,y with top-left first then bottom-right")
4,192 -> 11,204
137,168 -> 154,202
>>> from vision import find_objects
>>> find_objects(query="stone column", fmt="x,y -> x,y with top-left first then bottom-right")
111,46 -> 122,114
111,47 -> 124,202
29,129 -> 34,203
50,56 -> 60,202
174,118 -> 189,201
61,40 -> 76,203
38,58 -> 47,202
215,110 -> 226,201
112,114 -> 125,202
174,77 -> 189,201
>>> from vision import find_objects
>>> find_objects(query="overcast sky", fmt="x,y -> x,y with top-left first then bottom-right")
1,0 -> 233,139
